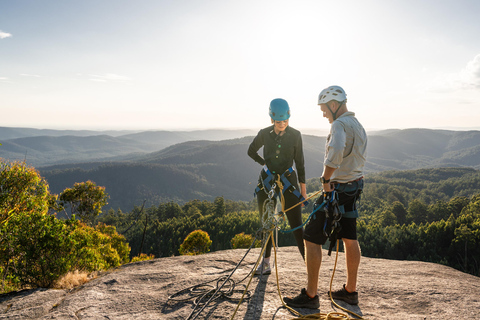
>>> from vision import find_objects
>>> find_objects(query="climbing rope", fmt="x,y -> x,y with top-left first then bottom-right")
230,231 -> 273,319
285,240 -> 367,320
168,174 -> 368,319
166,230 -> 262,320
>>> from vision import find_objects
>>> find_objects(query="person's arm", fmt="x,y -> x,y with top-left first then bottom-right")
322,122 -> 345,191
321,165 -> 336,192
247,130 -> 265,165
299,182 -> 307,200
294,131 -> 307,203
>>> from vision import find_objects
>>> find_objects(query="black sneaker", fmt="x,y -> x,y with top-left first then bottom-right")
328,284 -> 358,305
283,288 -> 320,309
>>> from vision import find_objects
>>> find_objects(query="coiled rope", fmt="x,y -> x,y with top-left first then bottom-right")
168,181 -> 367,319
230,234 -> 368,319
286,239 -> 367,320
166,229 -> 262,320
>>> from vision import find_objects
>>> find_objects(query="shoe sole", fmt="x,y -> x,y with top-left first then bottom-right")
283,299 -> 320,309
254,270 -> 271,275
330,295 -> 358,305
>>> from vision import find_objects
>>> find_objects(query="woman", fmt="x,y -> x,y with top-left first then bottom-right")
247,98 -> 307,275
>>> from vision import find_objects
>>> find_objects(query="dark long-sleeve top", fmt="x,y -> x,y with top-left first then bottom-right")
247,125 -> 306,184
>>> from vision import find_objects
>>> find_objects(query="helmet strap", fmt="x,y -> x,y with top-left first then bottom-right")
327,100 -> 344,121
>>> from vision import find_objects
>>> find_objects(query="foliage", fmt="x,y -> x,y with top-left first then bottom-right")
357,193 -> 480,275
231,232 -> 261,249
95,167 -> 480,276
179,229 -> 212,255
68,221 -> 130,271
0,159 -> 129,293
131,253 -> 155,263
1,160 -> 56,226
59,181 -> 109,225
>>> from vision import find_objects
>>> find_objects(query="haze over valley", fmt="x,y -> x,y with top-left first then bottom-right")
2,126 -> 480,211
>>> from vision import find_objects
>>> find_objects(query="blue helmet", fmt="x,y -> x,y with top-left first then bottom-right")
269,98 -> 290,121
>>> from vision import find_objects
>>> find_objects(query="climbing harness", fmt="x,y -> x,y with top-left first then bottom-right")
168,175 -> 366,319
230,188 -> 367,320
255,164 -> 323,236
255,165 -> 308,208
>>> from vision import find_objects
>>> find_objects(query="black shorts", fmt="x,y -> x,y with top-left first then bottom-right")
304,214 -> 357,245
303,181 -> 362,245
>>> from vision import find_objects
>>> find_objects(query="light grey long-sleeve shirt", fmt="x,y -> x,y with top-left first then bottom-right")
324,111 -> 367,183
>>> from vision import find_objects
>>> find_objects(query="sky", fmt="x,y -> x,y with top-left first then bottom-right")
1,0 -> 480,132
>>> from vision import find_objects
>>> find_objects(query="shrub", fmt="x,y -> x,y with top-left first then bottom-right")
0,160 -> 130,292
53,270 -> 94,289
179,229 -> 212,255
231,232 -> 260,249
131,253 -> 155,263
69,221 -> 131,272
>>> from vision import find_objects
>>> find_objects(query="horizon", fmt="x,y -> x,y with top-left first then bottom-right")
1,0 -> 480,131
2,124 -> 480,135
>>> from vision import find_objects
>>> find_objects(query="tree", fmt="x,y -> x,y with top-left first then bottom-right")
406,199 -> 428,225
214,196 -> 226,217
179,230 -> 212,255
1,160 -> 58,289
1,160 -> 55,226
391,201 -> 407,225
379,208 -> 397,227
59,181 -> 109,225
0,160 -> 131,293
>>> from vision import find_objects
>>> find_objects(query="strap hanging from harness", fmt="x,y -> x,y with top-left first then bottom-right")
323,191 -> 342,256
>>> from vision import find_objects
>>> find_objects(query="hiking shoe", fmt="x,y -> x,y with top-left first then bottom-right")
254,262 -> 271,275
283,288 -> 320,309
329,284 -> 358,305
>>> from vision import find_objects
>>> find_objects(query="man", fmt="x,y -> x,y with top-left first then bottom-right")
284,85 -> 367,309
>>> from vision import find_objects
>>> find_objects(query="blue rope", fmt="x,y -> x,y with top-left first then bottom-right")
278,199 -> 327,234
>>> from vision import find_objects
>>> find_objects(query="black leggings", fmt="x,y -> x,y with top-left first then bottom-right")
257,189 -> 305,260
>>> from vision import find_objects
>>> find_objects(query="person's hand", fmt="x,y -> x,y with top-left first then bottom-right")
301,191 -> 307,207
323,182 -> 334,192
300,183 -> 307,207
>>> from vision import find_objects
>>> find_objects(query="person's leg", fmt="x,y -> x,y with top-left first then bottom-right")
305,240 -> 322,298
257,191 -> 272,259
285,195 -> 305,259
343,238 -> 361,293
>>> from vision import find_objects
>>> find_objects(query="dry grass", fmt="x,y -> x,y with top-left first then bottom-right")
53,270 -> 97,290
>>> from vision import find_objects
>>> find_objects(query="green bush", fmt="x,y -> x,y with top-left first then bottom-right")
231,232 -> 260,249
131,253 -> 155,263
179,229 -> 212,255
0,160 -> 131,292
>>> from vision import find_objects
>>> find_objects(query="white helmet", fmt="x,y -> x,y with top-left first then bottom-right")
318,86 -> 347,104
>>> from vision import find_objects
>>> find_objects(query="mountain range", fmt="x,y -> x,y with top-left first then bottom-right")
1,126 -> 480,211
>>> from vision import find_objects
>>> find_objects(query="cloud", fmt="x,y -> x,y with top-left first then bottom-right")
20,73 -> 41,77
424,54 -> 480,92
88,73 -> 131,82
0,30 -> 12,39
461,54 -> 480,88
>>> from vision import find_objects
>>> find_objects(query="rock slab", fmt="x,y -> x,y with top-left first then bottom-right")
1,247 -> 479,319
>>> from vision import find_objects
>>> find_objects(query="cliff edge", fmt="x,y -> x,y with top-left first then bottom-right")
1,247 -> 479,319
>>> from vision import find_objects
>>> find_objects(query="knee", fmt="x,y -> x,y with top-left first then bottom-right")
304,239 -> 319,250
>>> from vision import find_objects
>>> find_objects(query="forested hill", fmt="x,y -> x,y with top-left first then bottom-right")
0,128 -> 257,166
37,128 -> 480,211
